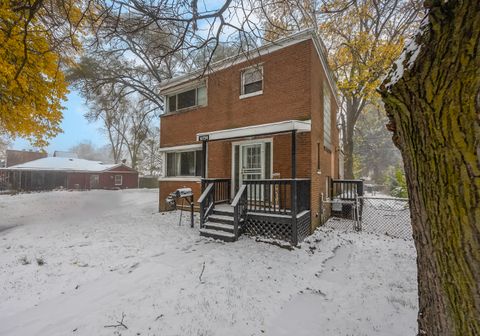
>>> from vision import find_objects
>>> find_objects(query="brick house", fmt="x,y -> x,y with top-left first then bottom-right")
1,157 -> 138,190
158,29 -> 341,244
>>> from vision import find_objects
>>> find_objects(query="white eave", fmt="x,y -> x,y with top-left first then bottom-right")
196,120 -> 311,142
160,29 -> 339,105
159,143 -> 203,152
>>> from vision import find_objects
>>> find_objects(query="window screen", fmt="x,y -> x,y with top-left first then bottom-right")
242,66 -> 263,95
166,150 -> 203,177
177,89 -> 196,110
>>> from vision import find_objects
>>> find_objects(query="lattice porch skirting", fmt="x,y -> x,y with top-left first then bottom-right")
244,211 -> 311,244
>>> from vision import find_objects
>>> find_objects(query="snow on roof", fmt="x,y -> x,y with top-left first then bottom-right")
3,157 -> 119,172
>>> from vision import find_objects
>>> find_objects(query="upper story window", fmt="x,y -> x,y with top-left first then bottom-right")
323,83 -> 332,150
166,150 -> 203,177
167,85 -> 207,113
241,65 -> 263,97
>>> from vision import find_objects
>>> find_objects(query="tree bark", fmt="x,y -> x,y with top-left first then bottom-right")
379,1 -> 480,335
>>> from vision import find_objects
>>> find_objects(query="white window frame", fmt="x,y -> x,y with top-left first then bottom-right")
115,175 -> 123,186
165,149 -> 203,177
165,84 -> 207,113
240,64 -> 264,99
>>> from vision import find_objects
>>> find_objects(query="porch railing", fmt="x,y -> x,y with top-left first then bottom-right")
243,179 -> 311,215
232,184 -> 247,238
201,178 -> 231,204
330,179 -> 364,200
198,183 -> 215,228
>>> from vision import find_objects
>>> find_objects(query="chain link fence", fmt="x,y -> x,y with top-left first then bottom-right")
323,196 -> 412,240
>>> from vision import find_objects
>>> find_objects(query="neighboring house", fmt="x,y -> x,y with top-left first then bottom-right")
5,149 -> 47,167
1,157 -> 138,190
158,29 -> 341,244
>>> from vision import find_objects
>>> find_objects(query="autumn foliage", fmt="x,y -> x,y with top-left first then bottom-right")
0,1 -> 94,147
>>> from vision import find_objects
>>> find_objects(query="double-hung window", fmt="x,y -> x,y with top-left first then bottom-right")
115,175 -> 123,186
241,65 -> 263,96
167,85 -> 207,113
166,150 -> 203,177
323,83 -> 332,150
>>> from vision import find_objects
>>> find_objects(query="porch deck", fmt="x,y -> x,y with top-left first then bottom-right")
198,178 -> 311,244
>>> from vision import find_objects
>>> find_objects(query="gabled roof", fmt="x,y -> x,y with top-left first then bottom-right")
1,157 -> 129,173
160,29 -> 339,104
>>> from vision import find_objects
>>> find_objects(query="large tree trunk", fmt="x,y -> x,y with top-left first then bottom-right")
380,1 -> 480,335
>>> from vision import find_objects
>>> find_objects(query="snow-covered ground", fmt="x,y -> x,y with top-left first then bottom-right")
0,190 -> 418,336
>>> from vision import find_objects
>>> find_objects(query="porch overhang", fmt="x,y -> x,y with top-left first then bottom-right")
196,120 -> 311,142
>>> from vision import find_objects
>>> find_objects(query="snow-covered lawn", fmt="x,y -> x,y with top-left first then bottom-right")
0,190 -> 418,336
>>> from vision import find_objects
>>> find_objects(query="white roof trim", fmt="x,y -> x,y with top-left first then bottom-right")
196,120 -> 311,141
158,177 -> 202,182
159,143 -> 202,152
160,29 -> 338,105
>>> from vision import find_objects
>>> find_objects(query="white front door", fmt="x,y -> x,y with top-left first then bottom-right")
240,143 -> 264,185
232,141 -> 271,200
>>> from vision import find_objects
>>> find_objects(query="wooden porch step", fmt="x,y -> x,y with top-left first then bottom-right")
208,214 -> 234,225
212,205 -> 234,217
199,228 -> 236,242
204,222 -> 235,233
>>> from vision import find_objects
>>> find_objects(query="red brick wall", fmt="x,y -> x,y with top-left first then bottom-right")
66,172 -> 138,189
158,180 -> 202,211
6,150 -> 47,167
309,44 -> 340,229
159,38 -> 340,230
67,173 -> 88,189
99,172 -> 138,189
160,40 -> 312,147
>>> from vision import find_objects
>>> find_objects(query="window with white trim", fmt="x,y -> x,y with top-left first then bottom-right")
241,65 -> 263,96
115,175 -> 123,185
323,83 -> 332,150
167,86 -> 207,113
166,150 -> 203,177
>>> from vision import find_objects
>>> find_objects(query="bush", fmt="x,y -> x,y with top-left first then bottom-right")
387,166 -> 408,198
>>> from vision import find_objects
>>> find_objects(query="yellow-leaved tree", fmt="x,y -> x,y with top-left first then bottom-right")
0,1 -> 93,147
260,0 -> 422,178
318,0 -> 422,178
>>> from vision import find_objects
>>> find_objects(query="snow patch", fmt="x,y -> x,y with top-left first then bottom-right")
383,16 -> 429,89
0,190 -> 417,335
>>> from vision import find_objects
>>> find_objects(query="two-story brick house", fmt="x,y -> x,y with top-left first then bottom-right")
158,29 -> 341,244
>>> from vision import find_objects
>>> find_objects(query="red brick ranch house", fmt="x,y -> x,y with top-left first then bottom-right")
158,29 -> 341,244
2,157 -> 138,190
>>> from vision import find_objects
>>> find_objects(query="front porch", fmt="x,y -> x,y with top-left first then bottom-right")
198,178 -> 311,244
196,120 -> 312,245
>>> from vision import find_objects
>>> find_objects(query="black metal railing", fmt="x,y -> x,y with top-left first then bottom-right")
243,179 -> 311,215
202,178 -> 231,204
198,183 -> 215,228
330,179 -> 364,200
296,179 -> 311,213
232,184 -> 247,239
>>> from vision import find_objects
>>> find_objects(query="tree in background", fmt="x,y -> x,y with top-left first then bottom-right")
84,88 -> 128,164
353,102 -> 402,183
260,0 -> 422,178
69,141 -> 113,162
137,127 -> 163,176
379,0 -> 479,333
0,136 -> 11,167
0,1 -> 94,147
319,0 -> 422,178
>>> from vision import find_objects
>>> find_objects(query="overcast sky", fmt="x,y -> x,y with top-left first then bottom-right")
12,91 -> 107,154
